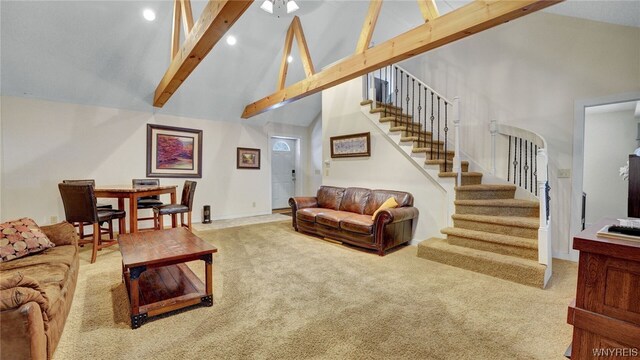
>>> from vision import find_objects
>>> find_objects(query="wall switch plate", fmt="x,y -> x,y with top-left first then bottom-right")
558,169 -> 571,178
315,169 -> 321,175
252,202 -> 256,208
50,216 -> 58,224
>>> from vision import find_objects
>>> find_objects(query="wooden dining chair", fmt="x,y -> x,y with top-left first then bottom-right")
132,178 -> 165,230
58,183 -> 126,263
153,180 -> 197,231
62,179 -> 112,238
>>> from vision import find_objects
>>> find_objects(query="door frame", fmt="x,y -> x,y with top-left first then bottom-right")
270,136 -> 301,210
570,91 -> 640,261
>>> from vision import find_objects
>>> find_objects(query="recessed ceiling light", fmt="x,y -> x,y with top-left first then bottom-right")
226,35 -> 237,46
287,55 -> 293,63
143,9 -> 156,21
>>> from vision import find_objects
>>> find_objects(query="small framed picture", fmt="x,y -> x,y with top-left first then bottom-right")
147,124 -> 202,178
330,132 -> 371,158
237,147 -> 261,169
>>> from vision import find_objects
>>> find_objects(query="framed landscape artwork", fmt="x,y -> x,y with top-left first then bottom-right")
147,124 -> 202,178
330,132 -> 371,158
237,147 -> 261,169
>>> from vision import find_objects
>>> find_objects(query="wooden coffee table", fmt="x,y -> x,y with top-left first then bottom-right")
118,227 -> 218,329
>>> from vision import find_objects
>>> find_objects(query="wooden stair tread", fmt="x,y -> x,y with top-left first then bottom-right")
441,227 -> 537,249
455,184 -> 517,191
372,102 -> 403,111
403,139 -> 444,146
389,125 -> 424,131
413,148 -> 454,154
451,214 -> 539,229
426,159 -> 469,165
360,100 -> 373,106
455,199 -> 539,207
439,172 -> 482,177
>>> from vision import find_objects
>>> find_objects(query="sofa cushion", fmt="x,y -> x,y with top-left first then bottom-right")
316,211 -> 353,229
296,208 -> 326,223
317,186 -> 345,210
340,214 -> 374,235
0,218 -> 55,263
339,188 -> 371,214
2,246 -> 77,316
364,190 -> 414,215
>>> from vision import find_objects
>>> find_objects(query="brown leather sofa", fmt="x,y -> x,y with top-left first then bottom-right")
289,186 -> 419,255
1,222 -> 80,360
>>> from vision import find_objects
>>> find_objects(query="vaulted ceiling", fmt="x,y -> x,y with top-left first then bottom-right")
2,1 -> 638,127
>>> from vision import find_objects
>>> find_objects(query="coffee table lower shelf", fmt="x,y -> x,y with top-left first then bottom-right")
124,263 -> 212,329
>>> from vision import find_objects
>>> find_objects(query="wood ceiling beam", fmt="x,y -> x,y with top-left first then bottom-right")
277,20 -> 296,91
242,0 -> 562,119
180,0 -> 195,35
292,17 -> 315,79
277,16 -> 315,91
154,0 -> 253,108
355,0 -> 383,54
171,0 -> 181,60
417,0 -> 439,22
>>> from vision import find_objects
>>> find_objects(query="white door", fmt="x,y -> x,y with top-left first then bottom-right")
271,138 -> 297,209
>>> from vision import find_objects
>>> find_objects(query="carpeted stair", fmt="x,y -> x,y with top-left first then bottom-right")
418,184 -> 545,288
362,100 -> 545,288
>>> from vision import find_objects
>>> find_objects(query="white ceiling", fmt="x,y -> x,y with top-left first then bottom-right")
2,0 -> 638,127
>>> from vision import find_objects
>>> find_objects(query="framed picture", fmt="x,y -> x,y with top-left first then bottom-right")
330,132 -> 371,158
147,124 -> 202,178
237,147 -> 261,169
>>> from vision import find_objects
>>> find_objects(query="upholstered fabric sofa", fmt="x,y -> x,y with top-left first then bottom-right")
289,186 -> 419,255
1,222 -> 80,360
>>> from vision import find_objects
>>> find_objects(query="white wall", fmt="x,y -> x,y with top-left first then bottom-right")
0,96 -> 315,227
322,79 -> 448,244
307,114 -> 323,195
399,12 -> 640,257
583,110 -> 637,225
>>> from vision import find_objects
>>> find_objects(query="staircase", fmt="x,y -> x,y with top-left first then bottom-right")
360,67 -> 550,288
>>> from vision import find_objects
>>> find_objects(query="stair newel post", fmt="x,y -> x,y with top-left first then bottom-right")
368,72 -> 375,108
452,97 -> 461,185
536,147 -> 551,287
489,120 -> 497,175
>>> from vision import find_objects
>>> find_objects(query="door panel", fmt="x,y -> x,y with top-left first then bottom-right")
271,138 -> 297,209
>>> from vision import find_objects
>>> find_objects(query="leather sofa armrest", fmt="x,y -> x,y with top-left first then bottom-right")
374,207 -> 419,224
288,197 -> 318,231
289,197 -> 318,210
0,302 -> 47,360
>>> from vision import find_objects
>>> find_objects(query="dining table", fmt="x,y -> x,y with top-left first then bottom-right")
94,185 -> 178,233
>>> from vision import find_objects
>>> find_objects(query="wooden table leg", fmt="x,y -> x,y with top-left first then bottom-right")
129,194 -> 138,233
129,266 -> 147,329
202,254 -> 213,307
170,190 -> 177,228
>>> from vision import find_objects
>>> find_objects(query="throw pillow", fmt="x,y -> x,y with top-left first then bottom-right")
0,218 -> 55,262
371,197 -> 399,220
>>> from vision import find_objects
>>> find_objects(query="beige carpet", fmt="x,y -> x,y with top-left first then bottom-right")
55,221 -> 577,360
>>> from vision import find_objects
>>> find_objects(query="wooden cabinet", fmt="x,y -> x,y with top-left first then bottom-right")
567,219 -> 640,359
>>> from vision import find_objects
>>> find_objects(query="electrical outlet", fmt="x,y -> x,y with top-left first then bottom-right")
558,169 -> 571,178
315,169 -> 321,175
50,216 -> 58,224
